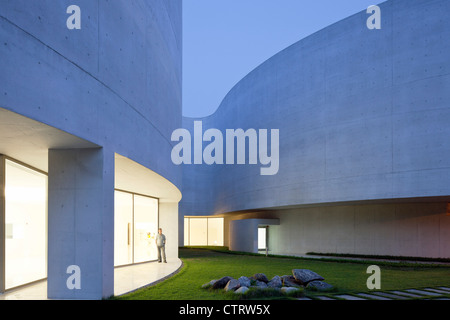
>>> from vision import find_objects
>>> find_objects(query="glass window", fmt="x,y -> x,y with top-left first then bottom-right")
114,191 -> 159,266
4,160 -> 47,289
184,217 -> 224,247
189,218 -> 208,246
132,194 -> 158,264
207,218 -> 224,246
258,227 -> 267,250
184,217 -> 189,246
114,191 -> 133,266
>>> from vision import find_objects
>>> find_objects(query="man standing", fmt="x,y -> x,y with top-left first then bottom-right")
156,228 -> 167,263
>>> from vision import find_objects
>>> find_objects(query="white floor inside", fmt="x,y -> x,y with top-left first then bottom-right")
0,258 -> 183,300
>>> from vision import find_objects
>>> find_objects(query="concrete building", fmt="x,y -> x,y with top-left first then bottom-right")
0,0 -> 182,299
1,0 -> 450,301
180,0 -> 450,259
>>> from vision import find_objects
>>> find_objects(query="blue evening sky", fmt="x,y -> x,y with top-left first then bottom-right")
183,0 -> 380,118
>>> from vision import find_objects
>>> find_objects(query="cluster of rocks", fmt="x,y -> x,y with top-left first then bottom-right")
202,269 -> 333,295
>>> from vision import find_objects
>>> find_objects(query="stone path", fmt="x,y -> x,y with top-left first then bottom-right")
299,286 -> 450,300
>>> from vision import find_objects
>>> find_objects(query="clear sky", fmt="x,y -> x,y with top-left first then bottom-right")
182,0 -> 381,118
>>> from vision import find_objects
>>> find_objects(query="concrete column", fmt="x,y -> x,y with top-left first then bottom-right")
229,219 -> 280,254
230,219 -> 259,253
47,148 -> 114,300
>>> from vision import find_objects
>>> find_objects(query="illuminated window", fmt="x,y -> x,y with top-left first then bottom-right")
114,191 -> 133,266
208,218 -> 224,246
184,217 -> 224,246
3,158 -> 47,290
189,218 -> 208,246
133,194 -> 158,263
114,190 -> 159,266
258,227 -> 267,251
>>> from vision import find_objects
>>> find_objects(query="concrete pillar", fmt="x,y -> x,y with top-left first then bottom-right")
229,219 -> 280,254
47,148 -> 114,299
230,219 -> 259,253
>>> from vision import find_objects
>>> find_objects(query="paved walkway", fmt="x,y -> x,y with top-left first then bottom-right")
299,286 -> 450,300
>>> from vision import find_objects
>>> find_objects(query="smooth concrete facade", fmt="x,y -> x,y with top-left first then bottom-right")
268,202 -> 450,258
180,0 -> 450,259
0,0 -> 182,299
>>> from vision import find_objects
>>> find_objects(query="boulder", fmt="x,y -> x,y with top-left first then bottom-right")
238,276 -> 251,288
224,279 -> 241,292
306,280 -> 334,291
267,275 -> 283,288
281,275 -> 302,287
234,286 -> 249,294
203,270 -> 332,297
253,273 -> 269,283
202,279 -> 217,289
252,280 -> 268,289
292,269 -> 324,285
212,276 -> 234,289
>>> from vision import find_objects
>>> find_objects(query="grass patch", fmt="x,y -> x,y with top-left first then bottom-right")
113,247 -> 450,300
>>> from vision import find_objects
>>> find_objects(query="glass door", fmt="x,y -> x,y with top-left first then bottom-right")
114,191 -> 133,266
133,195 -> 158,263
114,191 -> 159,266
4,159 -> 47,289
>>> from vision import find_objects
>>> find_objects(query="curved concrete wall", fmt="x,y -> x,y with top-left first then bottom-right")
0,0 -> 182,299
181,0 -> 450,216
0,0 -> 182,186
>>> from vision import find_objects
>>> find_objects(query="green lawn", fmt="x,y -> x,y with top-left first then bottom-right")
114,247 -> 450,300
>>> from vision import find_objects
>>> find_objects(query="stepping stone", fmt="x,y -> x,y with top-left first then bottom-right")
356,293 -> 391,300
316,296 -> 336,300
423,288 -> 450,295
405,289 -> 442,296
297,297 -> 312,300
437,287 -> 450,292
372,292 -> 410,300
335,294 -> 366,300
390,291 -> 423,298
